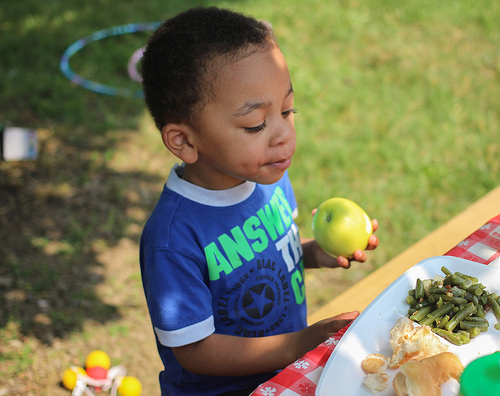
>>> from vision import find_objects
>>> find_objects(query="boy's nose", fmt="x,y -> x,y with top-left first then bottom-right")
270,121 -> 295,147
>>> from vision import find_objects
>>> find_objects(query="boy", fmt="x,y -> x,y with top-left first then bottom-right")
140,7 -> 378,395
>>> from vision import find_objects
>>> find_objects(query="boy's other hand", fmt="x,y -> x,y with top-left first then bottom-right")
305,311 -> 360,346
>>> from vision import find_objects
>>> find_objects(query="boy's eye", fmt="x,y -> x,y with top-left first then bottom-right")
244,121 -> 266,133
282,108 -> 297,118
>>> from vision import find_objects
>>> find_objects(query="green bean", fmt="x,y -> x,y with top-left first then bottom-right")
427,303 -> 453,320
415,278 -> 425,300
441,266 -> 453,276
487,294 -> 500,319
475,303 -> 485,318
467,284 -> 485,296
428,294 -> 442,304
466,327 -> 481,338
451,296 -> 468,306
451,286 -> 466,297
463,316 -> 489,323
459,320 -> 488,332
436,315 -> 450,328
464,292 -> 479,305
433,328 -> 470,345
456,272 -> 478,284
410,305 -> 433,322
406,295 -> 418,305
419,316 -> 435,326
415,300 -> 433,309
428,286 -> 447,294
444,274 -> 467,287
445,302 -> 477,332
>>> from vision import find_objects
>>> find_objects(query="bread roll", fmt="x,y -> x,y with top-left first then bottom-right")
389,317 -> 448,368
393,352 -> 464,396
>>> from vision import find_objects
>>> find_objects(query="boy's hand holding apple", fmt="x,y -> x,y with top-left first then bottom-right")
311,197 -> 379,269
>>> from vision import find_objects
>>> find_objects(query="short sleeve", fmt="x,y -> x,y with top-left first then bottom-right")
142,248 -> 215,347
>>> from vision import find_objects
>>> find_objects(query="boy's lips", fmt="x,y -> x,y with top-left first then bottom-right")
267,157 -> 292,170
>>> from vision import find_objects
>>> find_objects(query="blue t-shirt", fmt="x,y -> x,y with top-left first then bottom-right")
140,165 -> 308,395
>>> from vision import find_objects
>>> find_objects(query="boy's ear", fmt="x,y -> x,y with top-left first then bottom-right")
161,123 -> 198,164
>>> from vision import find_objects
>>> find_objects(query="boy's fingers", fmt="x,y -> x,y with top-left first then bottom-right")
336,256 -> 351,268
367,234 -> 379,250
327,311 -> 360,332
334,310 -> 360,320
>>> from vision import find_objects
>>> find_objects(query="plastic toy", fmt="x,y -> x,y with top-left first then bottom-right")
62,350 -> 142,396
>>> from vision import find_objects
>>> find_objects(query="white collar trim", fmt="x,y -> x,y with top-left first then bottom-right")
166,164 -> 256,207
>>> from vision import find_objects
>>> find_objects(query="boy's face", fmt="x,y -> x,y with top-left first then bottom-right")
185,44 -> 296,190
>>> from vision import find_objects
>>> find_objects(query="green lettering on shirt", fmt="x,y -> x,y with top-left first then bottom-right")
257,196 -> 286,241
275,186 -> 293,227
242,215 -> 268,253
290,262 -> 306,305
205,242 -> 233,281
219,226 -> 255,271
203,185 -> 299,281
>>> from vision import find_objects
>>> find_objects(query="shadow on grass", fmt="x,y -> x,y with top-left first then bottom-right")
0,0 -> 221,344
0,124 -> 165,344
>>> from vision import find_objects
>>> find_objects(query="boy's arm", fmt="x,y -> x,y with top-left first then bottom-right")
302,219 -> 379,269
171,311 -> 358,376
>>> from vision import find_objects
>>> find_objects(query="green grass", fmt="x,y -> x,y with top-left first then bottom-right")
0,0 -> 499,393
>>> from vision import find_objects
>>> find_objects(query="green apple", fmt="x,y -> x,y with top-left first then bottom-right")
312,197 -> 372,257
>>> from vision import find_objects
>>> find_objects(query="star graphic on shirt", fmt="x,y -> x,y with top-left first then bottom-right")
242,284 -> 275,319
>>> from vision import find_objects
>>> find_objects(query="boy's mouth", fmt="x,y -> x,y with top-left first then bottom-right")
267,157 -> 292,170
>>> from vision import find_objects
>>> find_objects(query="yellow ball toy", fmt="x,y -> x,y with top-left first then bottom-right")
62,366 -> 87,390
85,350 -> 111,370
118,376 -> 142,396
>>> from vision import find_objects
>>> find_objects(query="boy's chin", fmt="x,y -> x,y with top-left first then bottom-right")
251,170 -> 287,185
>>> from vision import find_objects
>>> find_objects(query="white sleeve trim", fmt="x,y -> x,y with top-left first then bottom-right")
154,316 -> 215,347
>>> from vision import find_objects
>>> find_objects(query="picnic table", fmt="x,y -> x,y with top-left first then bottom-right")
251,185 -> 500,396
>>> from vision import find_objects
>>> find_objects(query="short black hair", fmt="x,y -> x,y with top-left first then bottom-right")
141,7 -> 277,130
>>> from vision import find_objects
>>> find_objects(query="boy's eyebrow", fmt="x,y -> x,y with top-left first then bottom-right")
233,85 -> 294,117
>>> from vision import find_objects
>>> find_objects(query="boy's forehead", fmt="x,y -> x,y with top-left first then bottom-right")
206,43 -> 286,93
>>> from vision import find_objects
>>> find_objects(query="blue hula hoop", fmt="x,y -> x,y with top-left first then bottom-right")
60,22 -> 161,99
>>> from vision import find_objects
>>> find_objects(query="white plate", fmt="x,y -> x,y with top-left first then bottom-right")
316,256 -> 500,396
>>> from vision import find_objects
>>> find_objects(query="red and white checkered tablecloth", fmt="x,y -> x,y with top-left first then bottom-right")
250,213 -> 500,396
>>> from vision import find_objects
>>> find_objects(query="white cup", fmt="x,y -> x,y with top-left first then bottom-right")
1,126 -> 38,161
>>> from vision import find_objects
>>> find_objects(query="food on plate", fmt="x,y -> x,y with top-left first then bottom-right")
362,353 -> 390,393
393,352 -> 464,396
361,317 -> 448,393
361,353 -> 389,374
405,266 -> 500,345
389,317 -> 448,369
363,372 -> 390,393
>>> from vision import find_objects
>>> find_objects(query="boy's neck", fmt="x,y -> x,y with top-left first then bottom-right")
178,163 -> 246,191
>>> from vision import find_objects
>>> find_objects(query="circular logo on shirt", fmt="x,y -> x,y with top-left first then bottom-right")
242,284 -> 275,319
